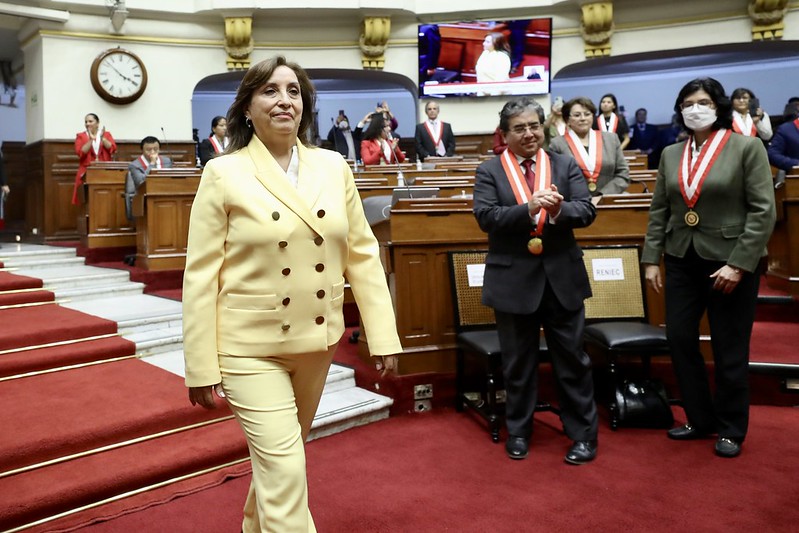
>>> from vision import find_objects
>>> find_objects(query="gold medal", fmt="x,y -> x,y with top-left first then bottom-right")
528,237 -> 543,255
684,210 -> 699,227
588,181 -> 597,192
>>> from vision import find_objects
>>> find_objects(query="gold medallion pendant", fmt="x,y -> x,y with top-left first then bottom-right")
528,237 -> 543,255
684,210 -> 699,227
588,181 -> 597,192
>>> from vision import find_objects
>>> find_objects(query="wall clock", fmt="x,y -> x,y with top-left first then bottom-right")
90,47 -> 148,104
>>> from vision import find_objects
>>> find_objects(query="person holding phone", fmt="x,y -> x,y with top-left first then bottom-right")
730,88 -> 772,141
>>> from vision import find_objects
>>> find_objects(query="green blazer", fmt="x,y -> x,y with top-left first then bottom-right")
642,132 -> 776,272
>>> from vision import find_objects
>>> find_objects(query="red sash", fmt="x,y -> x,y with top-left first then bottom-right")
139,155 -> 163,169
598,113 -> 618,133
500,148 -> 551,236
424,121 -> 443,149
678,129 -> 731,209
209,135 -> 226,153
564,129 -> 603,186
793,118 -> 799,132
732,112 -> 757,137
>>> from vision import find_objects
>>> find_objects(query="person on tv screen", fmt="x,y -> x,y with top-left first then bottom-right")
475,32 -> 511,84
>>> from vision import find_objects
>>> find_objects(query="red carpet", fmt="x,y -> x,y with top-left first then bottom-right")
0,359 -> 247,532
0,305 -> 120,351
0,271 -> 54,306
55,405 -> 799,533
0,335 -> 136,378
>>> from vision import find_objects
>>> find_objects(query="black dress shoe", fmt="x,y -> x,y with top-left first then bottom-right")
505,436 -> 529,460
715,437 -> 742,458
667,424 -> 712,440
564,440 -> 597,465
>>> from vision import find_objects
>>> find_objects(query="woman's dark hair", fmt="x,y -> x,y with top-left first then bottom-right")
673,77 -> 733,132
598,93 -> 619,114
209,115 -> 226,136
361,113 -> 387,141
498,97 -> 545,133
85,113 -> 100,122
731,87 -> 755,102
562,97 -> 597,122
487,32 -> 511,55
226,56 -> 316,153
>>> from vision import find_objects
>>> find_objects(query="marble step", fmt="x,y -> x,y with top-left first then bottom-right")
55,282 -> 145,303
1,256 -> 87,271
63,294 -> 183,335
11,265 -> 131,290
126,325 -> 184,357
309,386 -> 392,441
0,244 -> 78,262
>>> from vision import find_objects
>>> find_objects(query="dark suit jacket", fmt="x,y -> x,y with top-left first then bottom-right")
473,151 -> 596,315
643,133 -> 775,273
199,138 -> 223,166
629,123 -> 660,153
125,156 -> 173,220
548,131 -> 630,195
414,121 -> 456,161
767,120 -> 799,171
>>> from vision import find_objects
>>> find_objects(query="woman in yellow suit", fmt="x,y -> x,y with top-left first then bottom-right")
183,56 -> 402,532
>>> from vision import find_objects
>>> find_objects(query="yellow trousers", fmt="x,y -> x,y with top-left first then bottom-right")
219,344 -> 336,533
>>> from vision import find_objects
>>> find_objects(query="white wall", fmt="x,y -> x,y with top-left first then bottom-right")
18,3 -> 799,143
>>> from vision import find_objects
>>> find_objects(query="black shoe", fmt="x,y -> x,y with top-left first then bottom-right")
505,436 -> 529,460
715,437 -> 742,458
667,424 -> 712,440
564,440 -> 597,465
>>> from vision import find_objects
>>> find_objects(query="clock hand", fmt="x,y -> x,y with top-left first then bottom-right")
107,63 -> 137,85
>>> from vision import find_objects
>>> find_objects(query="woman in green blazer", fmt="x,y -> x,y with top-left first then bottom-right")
642,78 -> 775,459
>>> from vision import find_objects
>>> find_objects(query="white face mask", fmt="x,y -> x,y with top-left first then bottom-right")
338,121 -> 349,130
681,104 -> 717,132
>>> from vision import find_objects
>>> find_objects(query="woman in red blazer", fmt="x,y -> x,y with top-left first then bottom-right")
360,113 -> 405,166
73,113 -> 117,204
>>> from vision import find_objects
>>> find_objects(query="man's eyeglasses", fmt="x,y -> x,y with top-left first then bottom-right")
509,122 -> 541,135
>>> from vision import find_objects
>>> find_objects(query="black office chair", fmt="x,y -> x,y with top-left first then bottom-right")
448,250 -> 556,442
581,245 -> 672,429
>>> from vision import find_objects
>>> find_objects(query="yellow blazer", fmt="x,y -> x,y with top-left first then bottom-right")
182,135 -> 402,387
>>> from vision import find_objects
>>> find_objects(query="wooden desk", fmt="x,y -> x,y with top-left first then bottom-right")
81,162 -> 136,248
132,171 -> 201,270
767,168 -> 799,295
358,194 -> 675,375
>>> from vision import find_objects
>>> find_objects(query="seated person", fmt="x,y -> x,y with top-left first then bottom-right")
360,113 -> 405,166
126,135 -> 173,220
414,101 -> 456,162
768,106 -> 799,174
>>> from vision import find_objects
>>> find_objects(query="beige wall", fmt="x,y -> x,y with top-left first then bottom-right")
18,2 -> 799,141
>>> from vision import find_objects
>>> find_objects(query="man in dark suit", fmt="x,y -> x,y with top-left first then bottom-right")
473,97 -> 599,465
628,108 -> 660,168
414,101 -> 456,162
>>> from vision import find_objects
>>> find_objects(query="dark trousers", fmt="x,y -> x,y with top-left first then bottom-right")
664,247 -> 760,441
495,282 -> 598,442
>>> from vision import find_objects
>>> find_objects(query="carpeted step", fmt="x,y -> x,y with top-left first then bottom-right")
0,305 -> 121,351
0,417 -> 247,532
0,335 -> 136,378
0,271 -> 44,291
0,358 -> 234,475
0,289 -> 55,307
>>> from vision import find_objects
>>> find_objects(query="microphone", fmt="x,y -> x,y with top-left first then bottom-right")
386,133 -> 406,186
160,126 -> 172,161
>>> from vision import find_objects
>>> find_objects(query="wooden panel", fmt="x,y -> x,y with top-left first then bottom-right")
134,173 -> 201,271
6,140 -> 197,241
82,163 -> 135,248
767,169 -> 799,295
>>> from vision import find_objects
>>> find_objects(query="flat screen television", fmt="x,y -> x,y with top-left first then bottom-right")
418,19 -> 552,98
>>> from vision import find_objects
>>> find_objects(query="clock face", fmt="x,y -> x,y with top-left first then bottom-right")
90,49 -> 148,104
